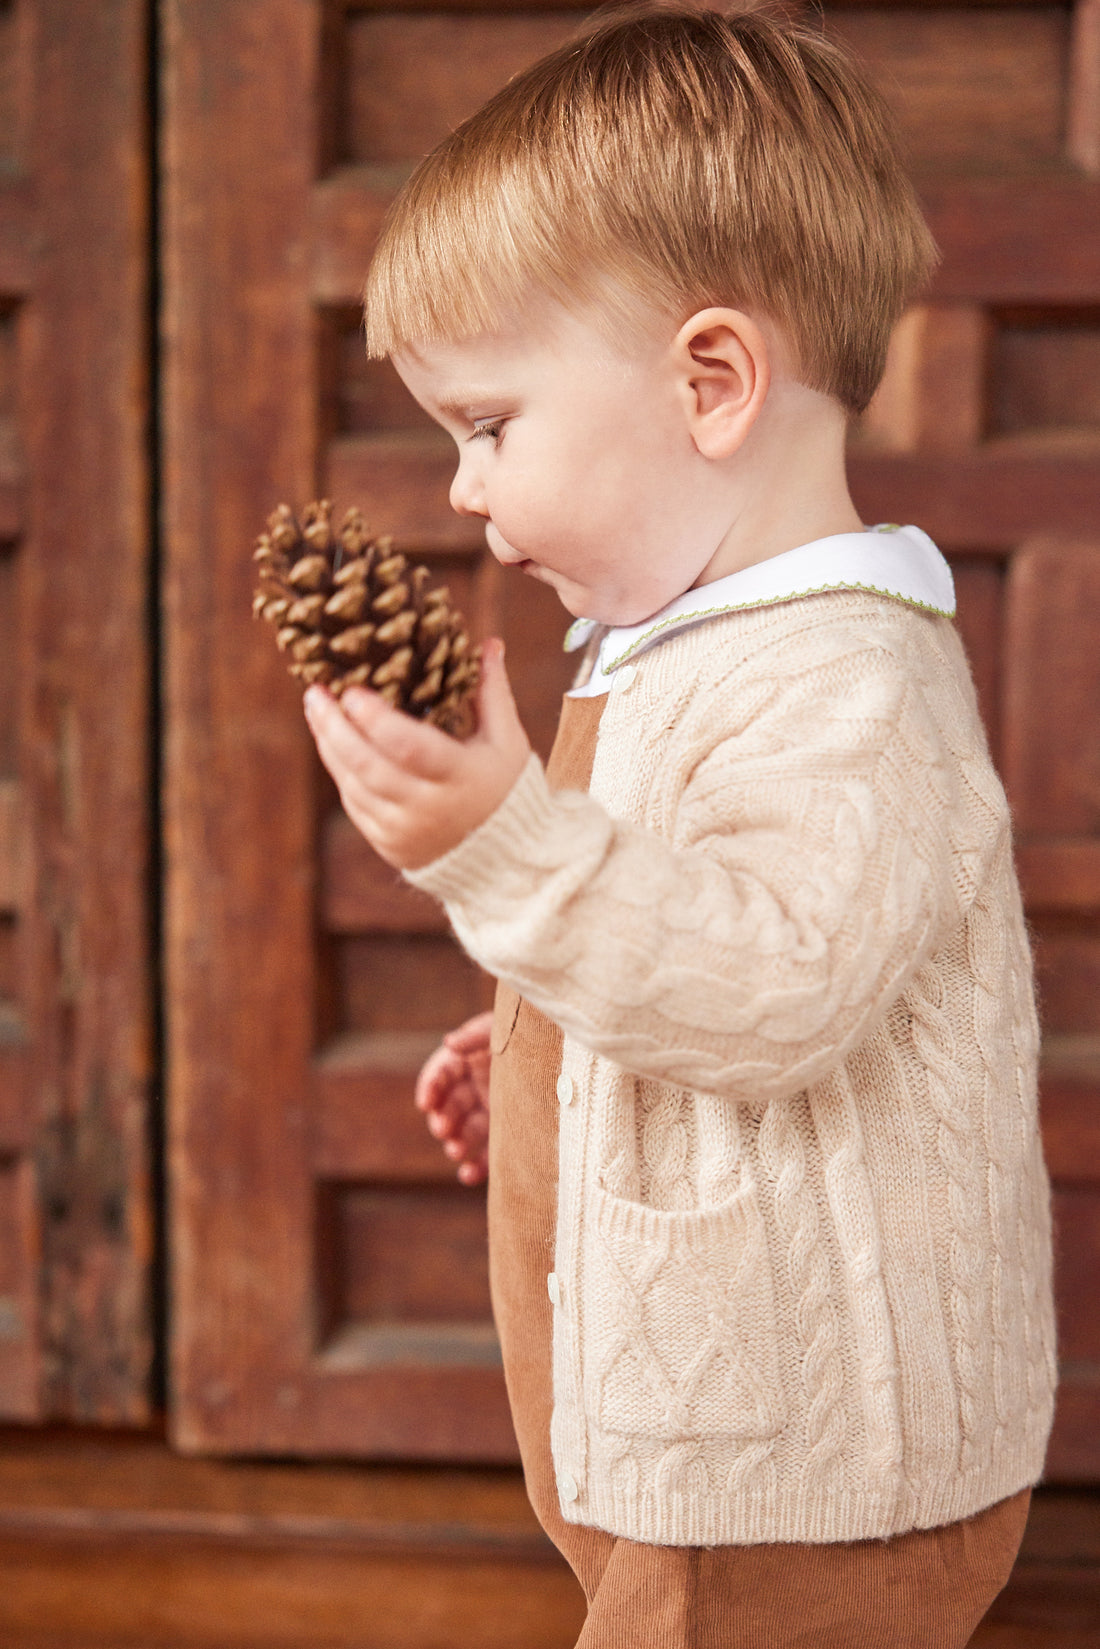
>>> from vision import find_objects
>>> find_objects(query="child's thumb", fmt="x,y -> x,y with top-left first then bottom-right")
475,637 -> 525,748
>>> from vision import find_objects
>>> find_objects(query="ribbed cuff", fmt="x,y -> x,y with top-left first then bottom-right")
403,751 -> 555,909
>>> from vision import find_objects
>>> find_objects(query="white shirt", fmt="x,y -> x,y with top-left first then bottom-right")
565,524 -> 955,697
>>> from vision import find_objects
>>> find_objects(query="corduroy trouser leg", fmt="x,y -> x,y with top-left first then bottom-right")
487,693 -> 1031,1648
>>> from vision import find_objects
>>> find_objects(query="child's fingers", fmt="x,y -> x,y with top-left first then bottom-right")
458,1105 -> 488,1151
441,1097 -> 489,1164
306,691 -> 417,804
457,1153 -> 488,1187
426,1079 -> 481,1138
338,686 -> 460,782
443,1011 -> 495,1054
414,1043 -> 464,1112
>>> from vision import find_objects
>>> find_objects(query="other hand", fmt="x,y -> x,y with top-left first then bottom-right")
414,1011 -> 493,1186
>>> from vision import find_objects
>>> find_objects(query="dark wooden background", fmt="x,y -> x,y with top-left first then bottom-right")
0,0 -> 1097,1644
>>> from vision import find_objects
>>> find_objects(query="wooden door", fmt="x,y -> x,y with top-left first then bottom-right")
163,0 -> 582,1458
0,0 -> 154,1423
164,0 -> 1100,1471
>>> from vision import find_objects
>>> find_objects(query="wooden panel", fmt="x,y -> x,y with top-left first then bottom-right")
0,1433 -> 1094,1645
325,432 -> 485,550
829,8 -> 1069,175
946,556 -> 1002,759
849,441 -> 1100,550
923,178 -> 1100,305
1041,1043 -> 1100,1182
1068,0 -> 1100,175
0,776 -> 25,911
322,1182 -> 493,1327
164,0 -> 322,1453
1032,925 -> 1100,1035
0,1432 -> 584,1649
337,934 -> 487,1035
991,308 -> 1100,434
322,813 -> 447,934
0,1156 -> 36,1416
166,0 -> 526,1464
1053,1188 -> 1100,1361
0,0 -> 153,1425
1049,1178 -> 1100,1483
1018,843 -> 1100,914
1002,540 -> 1100,834
312,1033 -> 451,1180
859,304 -> 988,454
343,12 -> 578,163
312,170 -> 1100,311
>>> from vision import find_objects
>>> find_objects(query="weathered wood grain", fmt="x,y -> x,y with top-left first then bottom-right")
5,0 -> 154,1424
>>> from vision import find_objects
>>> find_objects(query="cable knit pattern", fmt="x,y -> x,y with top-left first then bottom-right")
408,590 -> 1057,1545
756,1095 -> 846,1487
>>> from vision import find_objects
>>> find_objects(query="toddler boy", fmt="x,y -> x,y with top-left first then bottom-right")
304,8 -> 1056,1645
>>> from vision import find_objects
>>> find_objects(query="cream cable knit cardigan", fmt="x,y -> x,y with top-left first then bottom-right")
409,589 -> 1057,1546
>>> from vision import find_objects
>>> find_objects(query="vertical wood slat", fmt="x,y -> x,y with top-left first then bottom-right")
162,0 -> 325,1452
1002,539 -> 1100,836
860,304 -> 988,454
0,778 -> 26,912
1,0 -> 153,1423
1068,0 -> 1100,174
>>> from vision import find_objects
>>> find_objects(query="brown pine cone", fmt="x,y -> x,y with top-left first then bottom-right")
252,500 -> 481,739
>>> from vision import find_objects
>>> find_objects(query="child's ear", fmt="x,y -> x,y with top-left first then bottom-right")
672,308 -> 771,459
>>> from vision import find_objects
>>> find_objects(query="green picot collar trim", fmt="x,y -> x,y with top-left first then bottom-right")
562,525 -> 955,678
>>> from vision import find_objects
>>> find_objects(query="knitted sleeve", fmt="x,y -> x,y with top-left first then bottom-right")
406,628 -> 985,1102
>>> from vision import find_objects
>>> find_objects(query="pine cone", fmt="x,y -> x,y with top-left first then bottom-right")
252,500 -> 481,739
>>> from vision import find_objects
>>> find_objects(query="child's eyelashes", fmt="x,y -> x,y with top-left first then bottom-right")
470,418 -> 506,446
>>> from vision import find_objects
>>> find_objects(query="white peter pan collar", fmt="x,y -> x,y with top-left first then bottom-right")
564,524 -> 955,698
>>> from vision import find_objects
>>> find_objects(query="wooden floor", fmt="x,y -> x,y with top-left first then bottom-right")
0,1429 -> 1095,1647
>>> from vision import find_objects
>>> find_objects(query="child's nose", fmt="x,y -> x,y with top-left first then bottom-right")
449,455 -> 488,519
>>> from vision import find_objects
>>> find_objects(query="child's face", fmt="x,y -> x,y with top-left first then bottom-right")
392,299 -> 734,626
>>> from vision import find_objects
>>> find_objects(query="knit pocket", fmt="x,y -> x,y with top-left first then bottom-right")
585,1181 -> 787,1440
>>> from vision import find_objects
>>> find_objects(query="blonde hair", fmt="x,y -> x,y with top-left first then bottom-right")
364,3 -> 937,414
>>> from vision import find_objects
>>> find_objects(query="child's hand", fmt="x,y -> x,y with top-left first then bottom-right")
303,639 -> 530,871
414,1011 -> 493,1186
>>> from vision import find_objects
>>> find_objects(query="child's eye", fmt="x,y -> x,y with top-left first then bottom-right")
470,419 -> 505,446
